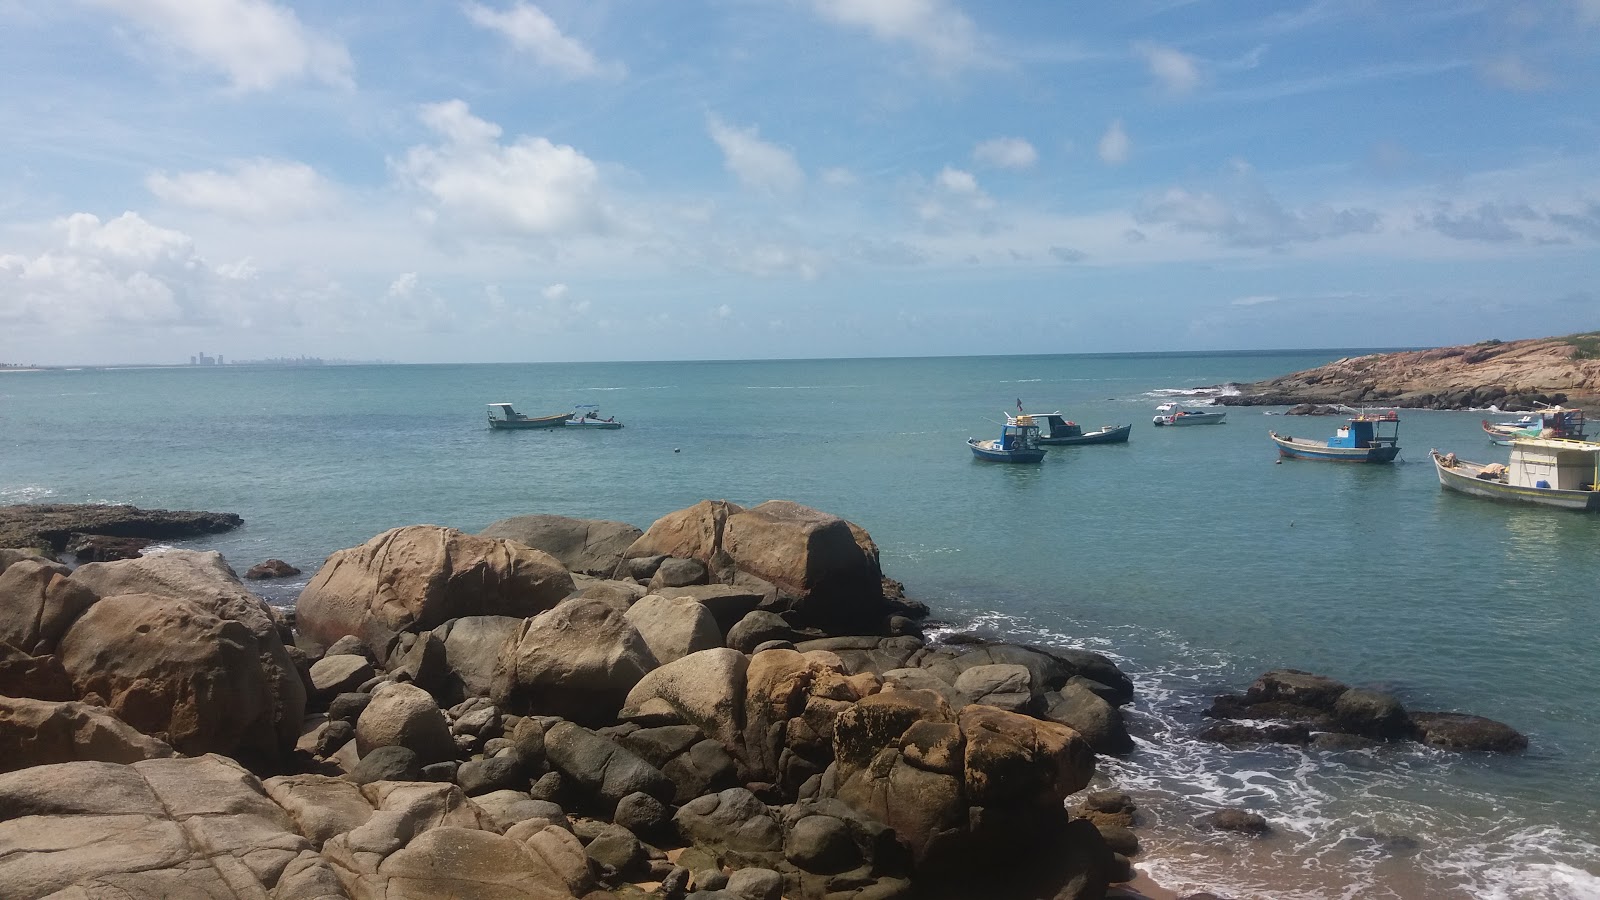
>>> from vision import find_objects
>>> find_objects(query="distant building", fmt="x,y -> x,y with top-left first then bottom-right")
191,352 -> 223,366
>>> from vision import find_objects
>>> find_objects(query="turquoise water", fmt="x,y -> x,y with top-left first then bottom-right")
3,353 -> 1597,899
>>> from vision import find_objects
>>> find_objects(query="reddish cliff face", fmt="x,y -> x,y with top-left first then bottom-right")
1222,334 -> 1600,410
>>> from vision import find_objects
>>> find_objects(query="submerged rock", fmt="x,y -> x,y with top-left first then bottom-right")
0,503 -> 242,553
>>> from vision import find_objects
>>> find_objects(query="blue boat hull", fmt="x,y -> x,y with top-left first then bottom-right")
1039,424 -> 1132,446
1270,433 -> 1399,462
968,439 -> 1045,463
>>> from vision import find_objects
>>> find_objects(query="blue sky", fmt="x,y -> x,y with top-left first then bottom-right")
1,0 -> 1597,364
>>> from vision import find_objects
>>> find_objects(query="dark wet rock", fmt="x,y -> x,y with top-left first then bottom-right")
544,720 -> 675,815
245,558 -> 301,579
1198,721 -> 1313,747
586,823 -> 649,880
457,756 -> 525,796
726,610 -> 799,654
1202,808 -> 1271,835
0,503 -> 242,553
1310,732 -> 1382,752
314,719 -> 354,757
64,533 -> 151,562
1206,692 -> 1333,727
349,745 -> 423,784
1096,822 -> 1141,856
614,789 -> 672,837
650,556 -> 711,590
327,691 -> 373,724
784,813 -> 860,874
1410,711 -> 1528,753
1284,404 -> 1344,416
1246,669 -> 1349,710
1333,688 -> 1411,740
1043,681 -> 1135,755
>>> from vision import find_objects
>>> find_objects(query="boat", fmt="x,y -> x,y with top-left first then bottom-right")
1481,406 -> 1585,445
1022,412 -> 1132,446
487,402 -> 569,430
1431,436 -> 1600,511
566,405 -> 624,429
969,415 -> 1047,463
1152,402 -> 1226,426
1269,410 -> 1401,462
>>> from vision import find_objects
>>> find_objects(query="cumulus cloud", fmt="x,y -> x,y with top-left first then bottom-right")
935,166 -> 980,194
0,212 -> 248,328
805,0 -> 985,68
1135,42 -> 1201,95
88,0 -> 352,90
395,100 -> 610,235
1479,54 -> 1551,91
1136,165 -> 1381,248
145,159 -> 333,220
1049,246 -> 1086,263
463,1 -> 624,80
706,116 -> 805,194
1098,120 -> 1131,165
1417,201 -> 1538,242
541,282 -> 569,300
973,137 -> 1037,170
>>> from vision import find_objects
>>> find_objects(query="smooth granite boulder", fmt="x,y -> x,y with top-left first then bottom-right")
0,696 -> 174,772
0,557 -> 97,654
295,525 -> 574,658
67,550 -> 307,753
620,647 -> 748,750
622,500 -> 744,566
1041,680 -> 1135,755
544,721 -> 675,815
478,513 -> 644,577
722,501 -> 883,623
58,593 -> 287,764
624,593 -> 723,664
433,615 -> 525,703
491,598 -> 658,724
355,681 -> 457,765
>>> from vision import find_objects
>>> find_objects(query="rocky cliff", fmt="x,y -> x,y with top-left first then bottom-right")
1220,332 -> 1600,410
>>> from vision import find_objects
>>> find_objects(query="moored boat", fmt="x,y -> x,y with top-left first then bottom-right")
1481,406 -> 1585,445
1024,412 -> 1132,446
487,402 -> 569,430
1269,410 -> 1400,462
566,405 -> 624,429
1431,437 -> 1600,511
969,415 -> 1047,463
1152,402 -> 1226,426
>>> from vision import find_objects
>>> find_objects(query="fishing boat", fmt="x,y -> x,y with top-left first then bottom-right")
1269,410 -> 1401,462
487,402 -> 569,430
969,415 -> 1047,463
1431,437 -> 1600,511
566,405 -> 624,429
1152,402 -> 1226,426
1023,412 -> 1132,446
1481,406 -> 1585,445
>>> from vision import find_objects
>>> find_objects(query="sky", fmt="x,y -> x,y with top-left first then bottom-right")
1,0 -> 1598,365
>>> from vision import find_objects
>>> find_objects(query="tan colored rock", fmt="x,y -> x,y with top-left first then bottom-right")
264,774 -> 377,847
620,647 -> 748,747
624,593 -> 723,664
0,557 -> 97,653
295,525 -> 575,658
355,681 -> 457,764
58,593 -> 285,763
722,500 -> 881,603
478,514 -> 644,577
621,500 -> 743,564
0,696 -> 173,772
67,550 -> 307,755
490,598 -> 657,724
958,704 -> 1095,808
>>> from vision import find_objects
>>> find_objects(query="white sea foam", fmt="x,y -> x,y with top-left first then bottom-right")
0,484 -> 54,501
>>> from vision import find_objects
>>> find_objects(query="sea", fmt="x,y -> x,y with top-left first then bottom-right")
3,352 -> 1597,900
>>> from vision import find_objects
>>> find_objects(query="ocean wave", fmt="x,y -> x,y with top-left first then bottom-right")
0,484 -> 55,501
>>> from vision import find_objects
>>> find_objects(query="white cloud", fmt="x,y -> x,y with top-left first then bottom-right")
1231,294 -> 1279,306
973,137 -> 1038,170
1479,54 -> 1551,91
1135,42 -> 1201,95
713,303 -> 733,319
936,166 -> 980,194
1098,120 -> 1131,165
463,1 -> 624,80
145,159 -> 333,220
541,282 -> 568,300
820,167 -> 858,187
88,0 -> 352,90
395,100 -> 610,235
706,115 -> 805,194
1135,167 -> 1382,249
805,0 -> 984,68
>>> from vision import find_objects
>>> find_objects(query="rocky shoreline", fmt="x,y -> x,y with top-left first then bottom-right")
1216,333 -> 1600,410
0,500 -> 1529,899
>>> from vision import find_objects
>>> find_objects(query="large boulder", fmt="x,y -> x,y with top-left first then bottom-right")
433,615 -> 525,704
491,598 -> 657,725
722,501 -> 884,630
478,514 -> 644,577
66,550 -> 307,752
544,721 -> 676,815
57,593 -> 289,764
620,647 -> 749,749
0,696 -> 174,771
622,500 -> 743,566
0,558 -> 97,654
295,525 -> 575,658
624,593 -> 723,664
0,754 -> 344,898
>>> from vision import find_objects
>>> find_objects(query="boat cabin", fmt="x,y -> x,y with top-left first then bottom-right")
488,402 -> 524,422
999,416 -> 1042,450
1328,411 -> 1399,449
1507,437 -> 1600,491
1033,413 -> 1082,440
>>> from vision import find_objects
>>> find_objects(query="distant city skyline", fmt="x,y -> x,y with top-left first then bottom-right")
1,1 -> 1597,366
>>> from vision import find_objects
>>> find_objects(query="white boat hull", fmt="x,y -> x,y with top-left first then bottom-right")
1432,452 -> 1600,511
